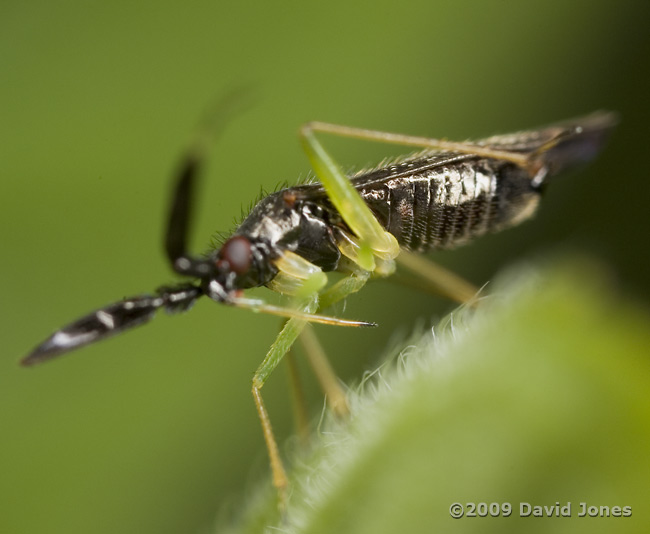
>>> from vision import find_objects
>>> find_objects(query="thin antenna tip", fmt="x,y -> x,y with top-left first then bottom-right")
19,354 -> 40,367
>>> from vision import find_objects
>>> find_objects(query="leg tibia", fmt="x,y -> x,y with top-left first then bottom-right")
252,384 -> 289,504
302,121 -> 531,168
396,250 -> 479,305
299,326 -> 349,417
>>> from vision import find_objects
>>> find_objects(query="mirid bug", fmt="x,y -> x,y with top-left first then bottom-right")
21,109 -> 617,500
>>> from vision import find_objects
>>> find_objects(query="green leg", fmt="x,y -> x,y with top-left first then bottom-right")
300,121 -> 533,170
284,345 -> 311,445
396,249 -> 480,305
318,269 -> 371,310
299,124 -> 400,269
251,294 -> 316,506
253,296 -> 318,389
299,325 -> 349,417
250,269 -> 371,502
252,270 -> 371,394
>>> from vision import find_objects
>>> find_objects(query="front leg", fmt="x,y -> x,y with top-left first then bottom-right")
251,293 -> 318,506
250,253 -> 373,505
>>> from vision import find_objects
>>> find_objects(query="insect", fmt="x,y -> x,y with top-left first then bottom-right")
21,108 -> 617,502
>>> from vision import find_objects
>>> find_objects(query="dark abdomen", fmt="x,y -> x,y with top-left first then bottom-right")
354,155 -> 542,252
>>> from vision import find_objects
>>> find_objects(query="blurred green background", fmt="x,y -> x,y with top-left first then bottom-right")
1,1 -> 648,533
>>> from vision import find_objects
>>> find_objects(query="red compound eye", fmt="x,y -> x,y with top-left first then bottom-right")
220,236 -> 252,274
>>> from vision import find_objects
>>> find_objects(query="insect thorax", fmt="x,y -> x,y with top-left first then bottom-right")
233,190 -> 343,278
